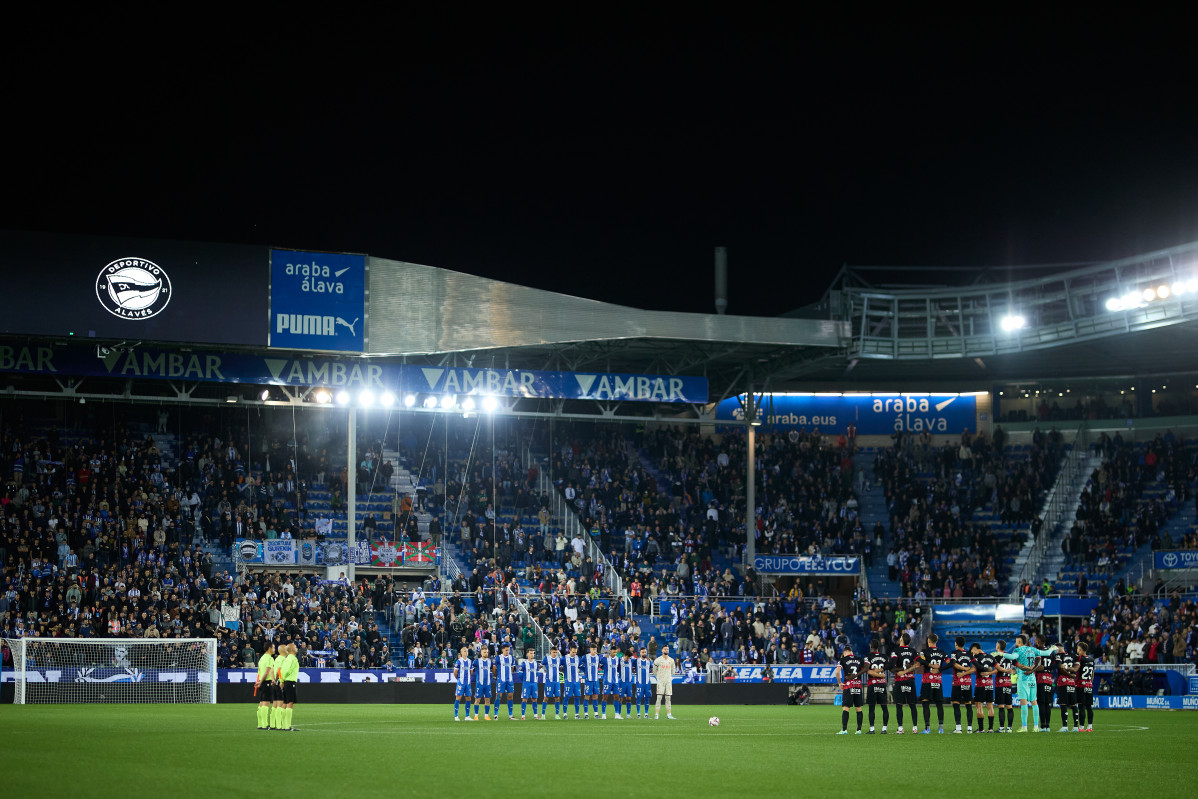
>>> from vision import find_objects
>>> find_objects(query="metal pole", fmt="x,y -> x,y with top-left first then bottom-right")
746,392 -> 756,567
348,405 -> 357,581
492,413 -> 497,561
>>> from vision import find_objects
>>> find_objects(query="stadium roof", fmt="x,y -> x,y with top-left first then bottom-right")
3,232 -> 1197,414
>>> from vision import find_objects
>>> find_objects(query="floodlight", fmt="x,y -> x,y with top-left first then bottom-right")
404,394 -> 417,407
423,396 -> 438,409
359,390 -> 375,407
259,389 -> 270,401
999,314 -> 1026,332
461,397 -> 475,412
314,389 -> 332,404
1143,288 -> 1156,302
380,391 -> 396,407
482,395 -> 499,413
1157,285 -> 1171,299
440,394 -> 456,409
1106,298 -> 1124,312
335,390 -> 350,406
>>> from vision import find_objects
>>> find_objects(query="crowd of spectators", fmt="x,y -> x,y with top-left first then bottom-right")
0,410 -> 424,671
662,594 -> 845,667
1052,588 -> 1197,674
547,424 -> 867,597
879,426 -> 1060,598
1063,432 -> 1193,579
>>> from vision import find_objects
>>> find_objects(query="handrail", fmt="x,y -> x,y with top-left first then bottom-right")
503,586 -> 554,660
1011,422 -> 1090,597
541,470 -> 631,616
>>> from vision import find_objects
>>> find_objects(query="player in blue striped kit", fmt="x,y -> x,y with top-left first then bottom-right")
634,646 -> 653,719
453,645 -> 474,722
602,647 -> 623,719
496,643 -> 516,720
620,648 -> 635,719
563,643 -> 583,719
542,645 -> 563,720
584,644 -> 602,718
475,646 -> 495,721
519,647 -> 541,720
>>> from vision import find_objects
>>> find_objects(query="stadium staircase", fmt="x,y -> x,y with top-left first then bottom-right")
854,449 -> 900,598
1041,441 -> 1196,594
1020,448 -> 1102,592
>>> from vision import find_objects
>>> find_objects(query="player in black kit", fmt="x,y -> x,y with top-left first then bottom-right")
1033,636 -> 1055,731
889,633 -> 920,734
970,642 -> 997,732
897,633 -> 947,734
1053,644 -> 1080,732
993,639 -> 1016,732
1076,641 -> 1095,732
864,639 -> 889,734
832,643 -> 865,735
948,637 -> 976,733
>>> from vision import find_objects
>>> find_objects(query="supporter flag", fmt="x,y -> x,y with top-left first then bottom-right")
370,542 -> 404,567
404,542 -> 439,563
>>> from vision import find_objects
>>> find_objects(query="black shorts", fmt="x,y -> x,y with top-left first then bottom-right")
1037,682 -> 1054,701
920,682 -> 943,702
1057,685 -> 1076,706
259,683 -> 277,702
1078,689 -> 1093,707
894,681 -> 917,703
951,685 -> 973,704
973,686 -> 994,704
282,681 -> 298,704
867,685 -> 888,704
842,687 -> 863,708
995,685 -> 1013,706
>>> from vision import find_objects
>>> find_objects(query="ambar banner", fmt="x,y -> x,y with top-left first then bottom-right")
0,342 -> 709,403
0,230 -> 268,347
716,393 -> 978,435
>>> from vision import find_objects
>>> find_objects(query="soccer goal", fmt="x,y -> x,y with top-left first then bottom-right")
2,638 -> 217,704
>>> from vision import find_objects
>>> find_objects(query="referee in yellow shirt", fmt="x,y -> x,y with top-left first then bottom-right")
279,643 -> 300,732
254,643 -> 276,730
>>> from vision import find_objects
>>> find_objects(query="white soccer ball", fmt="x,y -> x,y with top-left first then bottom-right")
708,716 -> 720,727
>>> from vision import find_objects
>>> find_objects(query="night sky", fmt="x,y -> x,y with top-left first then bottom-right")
7,11 -> 1197,317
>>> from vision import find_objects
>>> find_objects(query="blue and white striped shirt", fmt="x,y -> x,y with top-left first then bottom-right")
496,653 -> 514,683
564,654 -> 580,683
635,656 -> 652,685
585,653 -> 600,681
476,657 -> 493,686
544,655 -> 562,683
603,654 -> 621,683
454,657 -> 473,685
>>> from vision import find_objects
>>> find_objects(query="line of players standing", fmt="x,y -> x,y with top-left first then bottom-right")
451,640 -> 663,721
833,632 -> 1096,734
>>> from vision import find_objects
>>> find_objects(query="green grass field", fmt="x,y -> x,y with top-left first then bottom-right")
2,704 -> 1191,798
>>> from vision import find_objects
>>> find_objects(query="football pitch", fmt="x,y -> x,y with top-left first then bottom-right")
2,704 -> 1192,798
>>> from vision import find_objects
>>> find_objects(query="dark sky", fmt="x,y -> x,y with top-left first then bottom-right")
7,11 -> 1198,316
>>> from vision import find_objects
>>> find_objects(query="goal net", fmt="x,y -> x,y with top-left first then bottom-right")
2,638 -> 217,704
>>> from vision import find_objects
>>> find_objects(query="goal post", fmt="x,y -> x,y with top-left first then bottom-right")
2,638 -> 217,705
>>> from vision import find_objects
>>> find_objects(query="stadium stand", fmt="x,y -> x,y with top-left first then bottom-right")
1041,432 -> 1196,595
867,428 -> 1064,599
